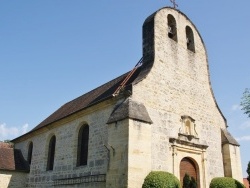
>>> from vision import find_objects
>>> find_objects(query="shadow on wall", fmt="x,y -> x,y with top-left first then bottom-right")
0,142 -> 29,188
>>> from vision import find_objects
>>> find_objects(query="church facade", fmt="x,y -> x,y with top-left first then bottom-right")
2,7 -> 243,188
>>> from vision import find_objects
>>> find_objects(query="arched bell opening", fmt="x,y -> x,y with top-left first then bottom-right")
167,14 -> 178,42
186,26 -> 195,52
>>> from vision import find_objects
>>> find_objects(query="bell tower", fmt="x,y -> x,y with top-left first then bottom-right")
131,6 -> 243,187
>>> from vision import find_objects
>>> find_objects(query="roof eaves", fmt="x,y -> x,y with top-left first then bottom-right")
11,94 -> 115,143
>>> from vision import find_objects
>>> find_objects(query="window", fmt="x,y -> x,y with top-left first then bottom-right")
186,26 -> 195,52
27,142 -> 33,165
167,14 -> 177,42
47,135 -> 56,171
77,124 -> 89,166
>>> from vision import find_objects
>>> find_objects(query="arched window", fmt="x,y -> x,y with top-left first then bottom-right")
47,135 -> 56,171
167,14 -> 177,42
186,26 -> 195,52
77,124 -> 89,166
27,142 -> 33,165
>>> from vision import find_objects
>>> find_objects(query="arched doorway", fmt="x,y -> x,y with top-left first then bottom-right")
180,157 -> 199,188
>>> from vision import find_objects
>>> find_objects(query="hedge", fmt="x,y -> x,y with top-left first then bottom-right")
142,171 -> 181,188
210,177 -> 245,188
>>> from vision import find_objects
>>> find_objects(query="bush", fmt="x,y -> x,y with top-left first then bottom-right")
210,177 -> 245,188
183,173 -> 197,188
183,173 -> 191,188
142,171 -> 181,188
190,177 -> 197,188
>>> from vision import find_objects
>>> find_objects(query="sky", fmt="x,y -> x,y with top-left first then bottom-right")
0,0 -> 249,177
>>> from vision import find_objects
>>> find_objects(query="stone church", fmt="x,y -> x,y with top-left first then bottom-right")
0,6 -> 243,188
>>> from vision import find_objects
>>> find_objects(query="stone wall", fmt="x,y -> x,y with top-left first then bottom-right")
132,7 -> 234,188
222,144 -> 243,182
106,119 -> 129,188
14,99 -> 120,188
127,119 -> 151,188
0,170 -> 28,188
230,146 -> 243,182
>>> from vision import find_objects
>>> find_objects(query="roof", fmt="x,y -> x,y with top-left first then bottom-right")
32,67 -> 143,131
107,98 -> 153,124
12,62 -> 150,142
0,142 -> 29,172
243,178 -> 249,188
221,128 -> 240,146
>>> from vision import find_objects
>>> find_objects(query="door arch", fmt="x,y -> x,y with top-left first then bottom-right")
180,157 -> 199,188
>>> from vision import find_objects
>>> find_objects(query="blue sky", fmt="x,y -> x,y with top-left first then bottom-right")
0,1 -> 249,177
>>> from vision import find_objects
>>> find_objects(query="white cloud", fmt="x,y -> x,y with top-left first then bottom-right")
0,123 -> 29,141
236,135 -> 250,142
231,104 -> 241,111
0,123 -> 19,138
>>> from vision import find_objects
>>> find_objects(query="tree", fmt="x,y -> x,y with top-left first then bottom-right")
190,177 -> 197,188
183,173 -> 197,188
247,161 -> 250,184
241,88 -> 250,118
183,173 -> 191,188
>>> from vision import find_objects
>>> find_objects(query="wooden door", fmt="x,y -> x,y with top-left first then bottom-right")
180,157 -> 199,188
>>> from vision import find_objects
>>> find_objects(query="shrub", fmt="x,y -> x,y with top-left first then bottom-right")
210,177 -> 245,188
190,177 -> 197,188
142,171 -> 181,188
183,173 -> 197,188
183,173 -> 191,188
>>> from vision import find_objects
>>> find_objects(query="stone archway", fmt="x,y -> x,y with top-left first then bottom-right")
180,157 -> 199,188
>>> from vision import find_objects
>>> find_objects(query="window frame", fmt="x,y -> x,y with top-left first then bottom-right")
167,14 -> 178,42
47,135 -> 56,171
77,124 -> 89,166
186,26 -> 195,52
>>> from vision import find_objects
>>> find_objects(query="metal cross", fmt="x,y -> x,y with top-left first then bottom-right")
170,0 -> 178,8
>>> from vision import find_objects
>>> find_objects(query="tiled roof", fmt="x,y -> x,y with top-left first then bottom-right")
0,142 -> 29,172
243,178 -> 249,188
221,128 -> 240,146
31,72 -> 129,132
32,67 -> 142,131
12,57 -> 154,142
107,98 -> 153,124
12,65 -> 146,142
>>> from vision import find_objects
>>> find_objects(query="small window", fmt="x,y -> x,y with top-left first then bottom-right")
77,124 -> 89,166
27,142 -> 33,165
167,14 -> 177,42
186,26 -> 195,52
47,135 -> 56,171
